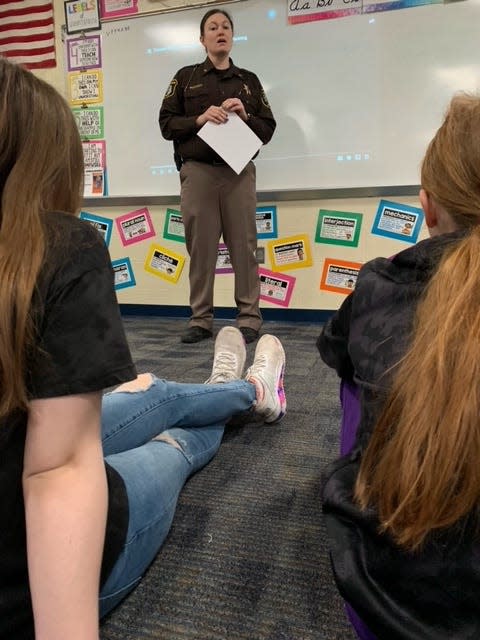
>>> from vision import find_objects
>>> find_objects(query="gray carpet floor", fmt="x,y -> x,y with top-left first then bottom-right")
100,317 -> 357,640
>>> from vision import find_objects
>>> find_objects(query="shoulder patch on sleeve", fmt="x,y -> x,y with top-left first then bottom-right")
164,79 -> 178,100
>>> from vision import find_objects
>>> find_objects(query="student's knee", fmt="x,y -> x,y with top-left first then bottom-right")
153,432 -> 183,452
112,373 -> 154,393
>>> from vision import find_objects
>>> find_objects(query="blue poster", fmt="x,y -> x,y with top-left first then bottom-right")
80,211 -> 113,246
256,205 -> 277,239
371,199 -> 423,244
112,257 -> 136,290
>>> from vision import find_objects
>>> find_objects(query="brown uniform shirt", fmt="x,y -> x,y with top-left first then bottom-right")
159,57 -> 276,166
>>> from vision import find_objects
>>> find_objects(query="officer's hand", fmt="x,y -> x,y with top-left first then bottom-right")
196,105 -> 229,127
221,98 -> 248,121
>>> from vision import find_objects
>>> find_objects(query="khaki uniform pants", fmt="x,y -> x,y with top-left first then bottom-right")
179,160 -> 261,332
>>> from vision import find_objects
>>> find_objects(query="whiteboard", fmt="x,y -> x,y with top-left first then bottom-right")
100,0 -> 480,196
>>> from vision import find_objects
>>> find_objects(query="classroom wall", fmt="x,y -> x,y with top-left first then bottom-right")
89,196 -> 427,312
36,0 -> 427,315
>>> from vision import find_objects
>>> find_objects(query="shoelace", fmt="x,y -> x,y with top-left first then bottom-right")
210,351 -> 239,383
247,353 -> 268,377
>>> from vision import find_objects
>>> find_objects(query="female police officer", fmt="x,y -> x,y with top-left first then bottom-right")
159,9 -> 276,344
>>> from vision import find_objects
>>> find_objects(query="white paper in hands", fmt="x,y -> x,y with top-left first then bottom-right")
197,111 -> 262,174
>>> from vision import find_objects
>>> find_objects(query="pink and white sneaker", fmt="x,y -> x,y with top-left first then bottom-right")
245,334 -> 286,423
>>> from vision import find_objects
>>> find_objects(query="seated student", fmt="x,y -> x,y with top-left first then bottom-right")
317,94 -> 480,640
0,58 -> 286,640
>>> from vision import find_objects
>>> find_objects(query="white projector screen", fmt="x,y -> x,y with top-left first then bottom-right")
100,0 -> 480,196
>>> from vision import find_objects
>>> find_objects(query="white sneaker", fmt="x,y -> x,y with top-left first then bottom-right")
205,327 -> 246,384
245,334 -> 286,423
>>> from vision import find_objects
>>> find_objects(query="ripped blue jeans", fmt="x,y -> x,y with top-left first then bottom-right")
98,374 -> 256,617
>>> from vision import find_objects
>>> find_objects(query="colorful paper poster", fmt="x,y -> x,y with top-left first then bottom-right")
144,244 -> 185,283
287,0 -> 361,25
215,244 -> 234,274
287,0 -> 441,24
315,210 -> 363,247
80,211 -> 112,245
256,206 -> 277,239
68,70 -> 103,105
259,268 -> 296,308
100,0 -> 138,18
112,257 -> 136,290
116,207 -> 156,246
371,199 -> 423,243
83,170 -> 105,196
72,106 -> 104,139
363,0 -> 442,14
163,208 -> 185,243
320,259 -> 363,294
82,140 -> 106,171
66,36 -> 102,72
267,234 -> 313,272
64,0 -> 100,34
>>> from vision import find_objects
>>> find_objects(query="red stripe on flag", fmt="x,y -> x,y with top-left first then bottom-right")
0,4 -> 53,20
3,44 -> 55,58
0,17 -> 54,34
23,58 -> 56,69
0,32 -> 53,45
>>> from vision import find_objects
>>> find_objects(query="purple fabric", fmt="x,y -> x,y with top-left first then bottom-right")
345,603 -> 378,640
340,379 -> 362,456
339,381 -> 378,640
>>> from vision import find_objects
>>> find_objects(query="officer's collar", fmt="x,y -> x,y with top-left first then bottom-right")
202,57 -> 242,78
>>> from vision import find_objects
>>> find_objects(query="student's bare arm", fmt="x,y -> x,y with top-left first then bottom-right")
23,392 -> 107,640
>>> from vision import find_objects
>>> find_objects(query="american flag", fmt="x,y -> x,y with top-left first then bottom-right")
0,1 -> 56,70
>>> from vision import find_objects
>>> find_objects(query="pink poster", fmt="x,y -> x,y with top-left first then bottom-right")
100,0 -> 138,19
116,207 -> 156,246
259,268 -> 296,308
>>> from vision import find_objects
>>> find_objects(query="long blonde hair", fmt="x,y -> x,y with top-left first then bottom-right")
0,58 -> 84,418
355,95 -> 480,551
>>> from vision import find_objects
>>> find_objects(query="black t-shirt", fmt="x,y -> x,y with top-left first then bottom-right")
0,212 -> 136,639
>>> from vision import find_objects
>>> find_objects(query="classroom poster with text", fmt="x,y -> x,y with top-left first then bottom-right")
82,140 -> 106,172
288,0 -> 361,25
65,0 -> 100,33
267,234 -> 312,272
116,208 -> 156,246
215,244 -> 234,274
288,0 -> 441,25
363,0 -> 442,16
315,209 -> 362,247
256,205 -> 277,239
72,107 -> 104,140
83,170 -> 105,196
163,208 -> 185,243
100,0 -> 138,19
68,70 -> 103,105
82,141 -> 106,197
320,259 -> 363,294
144,244 -> 185,283
66,35 -> 102,72
79,211 -> 112,246
259,268 -> 296,307
112,257 -> 136,290
371,199 -> 423,243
